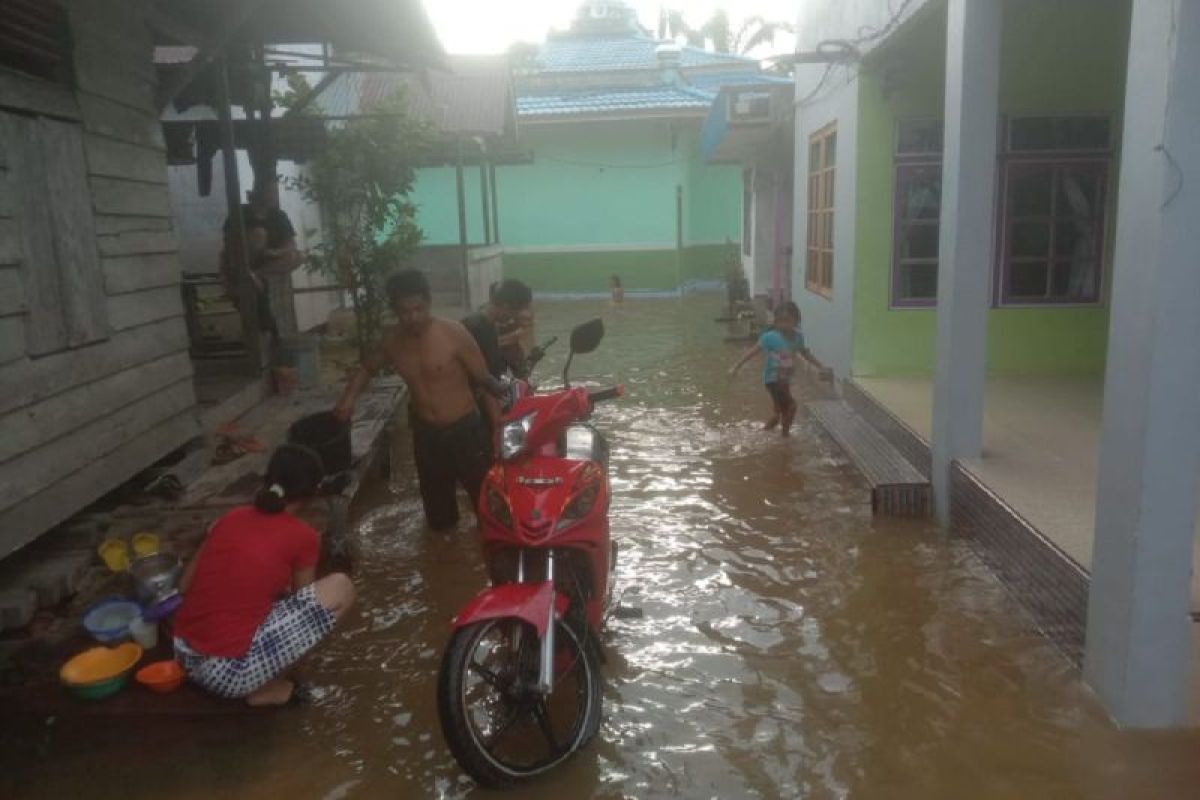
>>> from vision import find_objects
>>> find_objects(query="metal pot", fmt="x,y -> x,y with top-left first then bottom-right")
128,553 -> 182,604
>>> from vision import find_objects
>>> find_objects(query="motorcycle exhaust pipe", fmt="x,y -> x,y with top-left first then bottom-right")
537,550 -> 557,694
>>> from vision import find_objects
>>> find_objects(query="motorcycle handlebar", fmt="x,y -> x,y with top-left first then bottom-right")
588,385 -> 624,404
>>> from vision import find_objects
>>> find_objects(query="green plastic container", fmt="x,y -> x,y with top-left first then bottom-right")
68,671 -> 130,700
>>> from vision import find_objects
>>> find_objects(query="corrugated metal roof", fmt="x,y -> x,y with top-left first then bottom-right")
535,35 -> 755,73
518,86 -> 713,117
317,55 -> 514,137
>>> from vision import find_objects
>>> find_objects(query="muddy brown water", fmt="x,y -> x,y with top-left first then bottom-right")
4,297 -> 1198,799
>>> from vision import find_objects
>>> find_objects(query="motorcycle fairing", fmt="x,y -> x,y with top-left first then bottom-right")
449,580 -> 570,637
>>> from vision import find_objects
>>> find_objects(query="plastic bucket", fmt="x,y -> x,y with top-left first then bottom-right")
288,412 -> 351,474
280,335 -> 320,388
129,616 -> 158,649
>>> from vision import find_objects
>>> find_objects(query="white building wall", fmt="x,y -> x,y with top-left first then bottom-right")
792,67 -> 858,379
796,0 -> 937,54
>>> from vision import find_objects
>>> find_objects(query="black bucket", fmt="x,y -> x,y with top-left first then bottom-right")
288,412 -> 351,475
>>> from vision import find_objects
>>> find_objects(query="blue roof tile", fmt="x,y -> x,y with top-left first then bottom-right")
518,86 -> 713,117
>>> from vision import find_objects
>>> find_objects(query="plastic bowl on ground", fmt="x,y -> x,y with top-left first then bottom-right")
135,660 -> 185,694
60,642 -> 143,699
82,598 -> 142,643
131,532 -> 160,558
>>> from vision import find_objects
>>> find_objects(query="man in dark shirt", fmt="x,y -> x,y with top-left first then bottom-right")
220,181 -> 303,336
461,279 -> 534,443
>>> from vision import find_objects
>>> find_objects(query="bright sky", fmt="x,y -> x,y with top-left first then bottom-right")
425,0 -> 799,60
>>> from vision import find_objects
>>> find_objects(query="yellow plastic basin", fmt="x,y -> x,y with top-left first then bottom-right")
131,532 -> 160,558
97,539 -> 130,572
60,642 -> 143,686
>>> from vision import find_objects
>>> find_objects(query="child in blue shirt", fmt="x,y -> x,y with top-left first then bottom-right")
729,301 -> 808,436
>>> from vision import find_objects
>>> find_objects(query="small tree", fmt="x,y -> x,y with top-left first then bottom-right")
291,90 -> 432,360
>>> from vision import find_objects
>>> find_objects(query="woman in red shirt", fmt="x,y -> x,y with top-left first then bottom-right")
174,444 -> 355,706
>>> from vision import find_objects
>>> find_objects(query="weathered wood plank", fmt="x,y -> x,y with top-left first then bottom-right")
103,252 -> 181,294
84,135 -> 168,184
0,351 -> 192,464
94,215 -> 172,236
98,229 -> 178,258
0,378 -> 196,510
77,94 -> 164,151
2,113 -> 66,355
0,218 -> 19,264
0,71 -> 80,121
66,0 -> 153,42
0,316 -> 25,364
107,285 -> 184,330
42,117 -> 109,346
0,168 -> 13,217
75,77 -> 156,116
0,268 -> 25,316
91,177 -> 173,218
0,316 -> 187,416
0,410 -> 201,558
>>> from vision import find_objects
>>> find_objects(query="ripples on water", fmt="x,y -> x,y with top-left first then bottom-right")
6,297 -> 1200,800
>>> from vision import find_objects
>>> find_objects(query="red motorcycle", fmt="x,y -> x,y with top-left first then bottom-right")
437,318 -> 622,787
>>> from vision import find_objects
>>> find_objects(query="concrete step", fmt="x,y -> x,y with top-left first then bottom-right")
809,400 -> 931,516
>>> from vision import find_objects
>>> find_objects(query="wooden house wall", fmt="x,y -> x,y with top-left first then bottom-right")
0,0 -> 199,557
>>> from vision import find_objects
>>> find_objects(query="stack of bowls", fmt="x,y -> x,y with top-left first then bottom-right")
60,642 -> 143,700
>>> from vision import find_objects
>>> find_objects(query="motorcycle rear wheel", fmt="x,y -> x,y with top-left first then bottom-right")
437,617 -> 601,788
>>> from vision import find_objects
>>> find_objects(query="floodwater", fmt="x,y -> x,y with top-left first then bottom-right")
5,296 -> 1199,799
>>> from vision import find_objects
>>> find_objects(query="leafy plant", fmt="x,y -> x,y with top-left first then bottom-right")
289,90 -> 432,359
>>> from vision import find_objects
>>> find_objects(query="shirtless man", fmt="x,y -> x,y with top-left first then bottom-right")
334,270 -> 502,530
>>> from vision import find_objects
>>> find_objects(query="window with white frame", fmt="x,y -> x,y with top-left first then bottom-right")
998,116 -> 1111,305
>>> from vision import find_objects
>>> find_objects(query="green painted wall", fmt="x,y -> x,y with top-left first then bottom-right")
408,117 -> 741,292
850,0 -> 1130,377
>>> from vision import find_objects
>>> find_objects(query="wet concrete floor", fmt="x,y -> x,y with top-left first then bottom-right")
4,296 -> 1199,799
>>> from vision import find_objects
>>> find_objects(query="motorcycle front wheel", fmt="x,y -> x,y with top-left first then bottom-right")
437,617 -> 602,788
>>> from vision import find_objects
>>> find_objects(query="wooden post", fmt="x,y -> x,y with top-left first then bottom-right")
479,153 -> 492,245
455,138 -> 471,310
215,56 -> 263,374
489,162 -> 500,244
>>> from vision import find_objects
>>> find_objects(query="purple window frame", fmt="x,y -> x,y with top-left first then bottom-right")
994,157 -> 1109,307
891,160 -> 942,308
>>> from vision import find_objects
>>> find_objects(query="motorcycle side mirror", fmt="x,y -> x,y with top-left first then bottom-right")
569,318 -> 605,355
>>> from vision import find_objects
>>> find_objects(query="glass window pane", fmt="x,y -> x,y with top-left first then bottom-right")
902,167 -> 942,219
1012,221 -> 1051,257
901,262 -> 938,300
1054,219 -> 1097,258
825,172 -> 835,207
1009,261 -> 1049,298
809,140 -> 821,172
1050,259 -> 1099,301
822,251 -> 834,288
825,132 -> 837,167
1056,117 -> 1110,150
1009,169 -> 1053,215
897,119 -> 944,155
1057,167 -> 1100,216
1010,117 -> 1056,151
902,223 -> 939,259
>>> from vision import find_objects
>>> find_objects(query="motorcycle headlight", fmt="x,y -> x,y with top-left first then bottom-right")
500,413 -> 536,460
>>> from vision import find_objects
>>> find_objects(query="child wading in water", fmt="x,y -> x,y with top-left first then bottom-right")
729,301 -> 809,436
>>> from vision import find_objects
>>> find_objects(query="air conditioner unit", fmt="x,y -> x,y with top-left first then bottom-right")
729,91 -> 772,123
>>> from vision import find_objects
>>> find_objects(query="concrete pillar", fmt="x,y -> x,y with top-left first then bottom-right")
1084,0 -> 1200,729
930,0 -> 1002,521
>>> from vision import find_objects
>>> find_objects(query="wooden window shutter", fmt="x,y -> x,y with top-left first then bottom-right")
0,0 -> 72,84
2,111 -> 108,355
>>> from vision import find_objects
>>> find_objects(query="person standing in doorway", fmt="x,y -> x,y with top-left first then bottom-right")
334,270 -> 504,530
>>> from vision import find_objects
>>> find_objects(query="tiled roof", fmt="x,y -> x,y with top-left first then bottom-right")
684,71 -> 793,92
536,35 -> 756,73
518,86 -> 714,117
